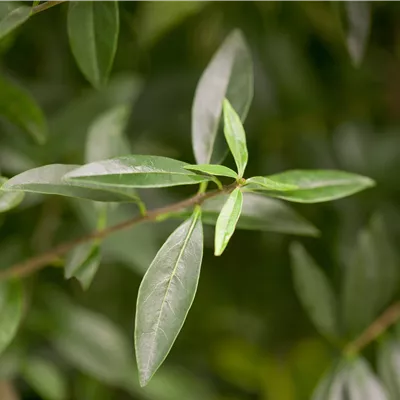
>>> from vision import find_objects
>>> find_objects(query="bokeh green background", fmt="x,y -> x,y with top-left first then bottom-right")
1,2 -> 400,399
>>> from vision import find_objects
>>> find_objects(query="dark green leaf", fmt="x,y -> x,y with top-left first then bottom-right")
245,176 -> 298,191
192,29 -> 253,165
342,215 -> 398,336
64,155 -> 211,189
290,243 -> 339,339
65,243 -> 101,291
214,188 -> 243,256
0,177 -> 24,213
3,164 -> 139,202
184,164 -> 237,179
67,1 -> 119,88
0,280 -> 23,355
85,105 -> 131,164
345,2 -> 371,67
22,357 -> 67,400
0,3 -> 30,40
222,99 -> 248,177
0,75 -> 47,144
250,170 -> 374,203
135,209 -> 203,386
167,192 -> 319,237
378,338 -> 400,400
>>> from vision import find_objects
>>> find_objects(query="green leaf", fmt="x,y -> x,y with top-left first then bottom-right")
378,338 -> 400,400
2,164 -> 139,202
290,243 -> 339,339
0,3 -> 30,40
342,214 -> 398,337
214,188 -> 243,256
245,176 -> 298,191
345,1 -> 371,67
192,29 -> 253,165
0,177 -> 24,213
184,164 -> 238,179
85,105 -> 131,164
67,1 -> 119,88
65,243 -> 101,291
249,170 -> 375,203
64,155 -> 211,189
166,192 -> 319,237
22,357 -> 67,400
222,99 -> 248,177
312,361 -> 347,399
0,75 -> 47,144
135,209 -> 203,386
0,280 -> 23,355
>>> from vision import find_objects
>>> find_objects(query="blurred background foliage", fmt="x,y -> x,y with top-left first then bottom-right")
0,1 -> 400,399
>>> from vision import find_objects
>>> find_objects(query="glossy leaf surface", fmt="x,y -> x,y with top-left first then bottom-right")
245,176 -> 298,191
64,155 -> 211,189
184,164 -> 237,179
0,177 -> 24,213
192,29 -> 253,165
0,3 -> 30,40
214,188 -> 243,256
378,338 -> 400,400
135,209 -> 203,386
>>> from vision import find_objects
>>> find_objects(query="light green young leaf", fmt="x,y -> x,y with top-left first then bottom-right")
290,243 -> 339,339
67,1 -> 119,88
249,170 -> 374,203
345,1 -> 371,67
166,192 -> 319,237
65,243 -> 101,291
222,99 -> 248,177
22,357 -> 67,400
85,105 -> 131,164
0,177 -> 24,213
184,164 -> 238,179
0,3 -> 30,40
192,29 -> 253,165
64,155 -> 211,189
0,75 -> 47,144
378,338 -> 400,400
245,176 -> 298,191
2,164 -> 139,202
0,280 -> 23,355
135,209 -> 203,387
342,214 -> 398,337
214,188 -> 243,256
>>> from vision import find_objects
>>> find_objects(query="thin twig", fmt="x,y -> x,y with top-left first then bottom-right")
31,1 -> 66,15
344,301 -> 400,355
0,183 -> 236,281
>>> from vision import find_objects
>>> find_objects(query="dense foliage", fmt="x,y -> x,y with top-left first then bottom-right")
0,2 -> 399,400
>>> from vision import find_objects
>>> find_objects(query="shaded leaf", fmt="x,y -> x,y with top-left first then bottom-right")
184,164 -> 237,179
192,29 -> 253,165
85,105 -> 131,164
0,280 -> 23,355
378,338 -> 400,400
135,209 -> 203,386
342,215 -> 398,336
0,75 -> 47,144
245,176 -> 298,191
250,170 -> 374,203
0,177 -> 24,213
167,192 -> 319,237
67,1 -> 119,88
0,3 -> 30,40
65,243 -> 101,291
214,188 -> 243,256
22,357 -> 67,400
64,155 -> 211,189
290,243 -> 339,339
345,2 -> 371,67
3,164 -> 139,202
222,99 -> 248,177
